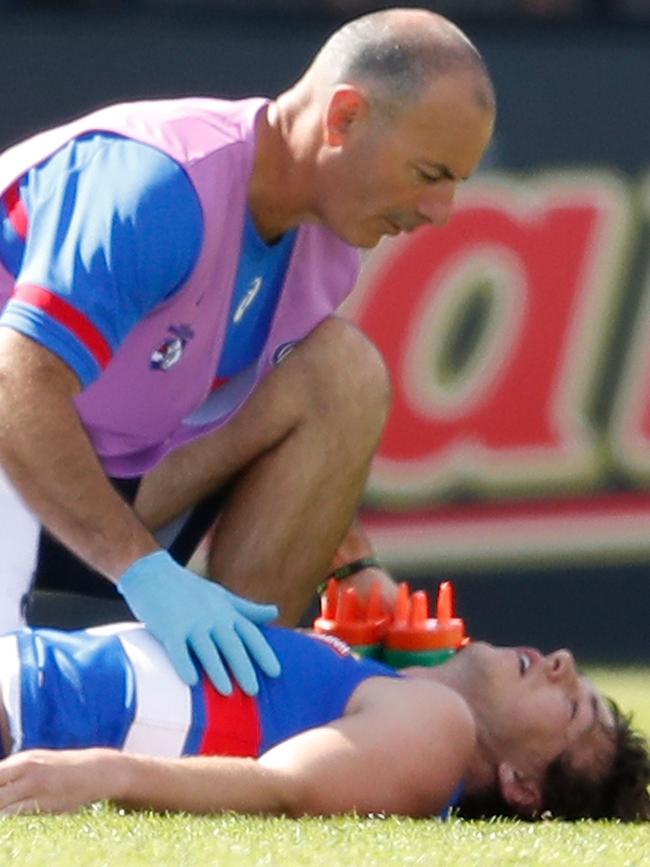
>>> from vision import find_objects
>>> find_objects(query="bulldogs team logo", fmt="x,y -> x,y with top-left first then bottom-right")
150,324 -> 195,371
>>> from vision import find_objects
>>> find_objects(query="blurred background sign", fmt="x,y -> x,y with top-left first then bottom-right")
354,171 -> 647,571
1,0 -> 649,659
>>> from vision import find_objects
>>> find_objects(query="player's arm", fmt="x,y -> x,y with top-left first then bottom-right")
256,677 -> 475,817
0,679 -> 474,816
0,747 -> 289,817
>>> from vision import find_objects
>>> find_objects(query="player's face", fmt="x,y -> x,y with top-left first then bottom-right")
318,73 -> 494,248
451,642 -> 615,782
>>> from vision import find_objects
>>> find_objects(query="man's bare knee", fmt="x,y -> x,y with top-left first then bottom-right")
135,318 -> 389,530
296,317 -> 391,432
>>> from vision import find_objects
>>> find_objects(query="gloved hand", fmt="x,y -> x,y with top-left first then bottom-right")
117,550 -> 281,696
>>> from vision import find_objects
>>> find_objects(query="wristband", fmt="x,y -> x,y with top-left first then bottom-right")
317,556 -> 381,595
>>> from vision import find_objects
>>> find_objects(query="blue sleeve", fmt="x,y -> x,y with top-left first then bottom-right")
0,133 -> 204,387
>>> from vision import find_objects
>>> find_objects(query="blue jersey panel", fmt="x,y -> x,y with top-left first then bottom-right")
216,209 -> 296,379
17,628 -> 136,750
0,133 -> 203,386
183,676 -> 209,756
254,627 -> 398,754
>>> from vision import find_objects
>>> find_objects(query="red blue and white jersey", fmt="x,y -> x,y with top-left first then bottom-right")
0,623 -> 396,758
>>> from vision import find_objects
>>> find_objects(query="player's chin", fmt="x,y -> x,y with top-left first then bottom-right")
462,640 -> 498,664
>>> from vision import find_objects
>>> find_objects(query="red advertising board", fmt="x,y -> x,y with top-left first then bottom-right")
351,171 -> 650,573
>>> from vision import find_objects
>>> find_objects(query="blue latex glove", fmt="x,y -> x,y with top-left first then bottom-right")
117,550 -> 281,696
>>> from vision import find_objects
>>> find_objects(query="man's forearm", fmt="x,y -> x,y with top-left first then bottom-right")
0,331 -> 158,579
0,332 -> 281,696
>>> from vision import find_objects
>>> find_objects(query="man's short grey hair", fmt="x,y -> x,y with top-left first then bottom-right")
314,9 -> 495,117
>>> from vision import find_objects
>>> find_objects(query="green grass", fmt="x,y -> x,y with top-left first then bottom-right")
0,667 -> 648,867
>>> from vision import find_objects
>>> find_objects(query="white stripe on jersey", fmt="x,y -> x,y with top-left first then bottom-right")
88,623 -> 192,757
0,634 -> 23,752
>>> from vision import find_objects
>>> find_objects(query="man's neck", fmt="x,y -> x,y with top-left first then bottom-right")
248,94 -> 320,242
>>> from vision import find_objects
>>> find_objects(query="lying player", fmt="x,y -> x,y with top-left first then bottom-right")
0,622 -> 647,820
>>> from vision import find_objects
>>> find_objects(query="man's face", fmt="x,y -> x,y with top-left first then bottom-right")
317,73 -> 494,248
451,642 -> 616,785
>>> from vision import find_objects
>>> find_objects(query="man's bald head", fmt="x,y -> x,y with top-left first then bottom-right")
261,8 -> 495,246
308,8 -> 495,118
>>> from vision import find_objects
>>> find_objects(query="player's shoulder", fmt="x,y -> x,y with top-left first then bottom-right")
351,674 -> 476,747
344,675 -> 475,816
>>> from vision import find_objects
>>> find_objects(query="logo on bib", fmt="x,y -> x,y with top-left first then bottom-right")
272,341 -> 297,366
150,324 -> 195,371
234,276 -> 263,324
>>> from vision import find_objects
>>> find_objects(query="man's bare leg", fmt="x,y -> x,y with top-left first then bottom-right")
134,317 -> 390,624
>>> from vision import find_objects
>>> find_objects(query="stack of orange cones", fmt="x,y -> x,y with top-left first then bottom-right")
314,579 -> 469,668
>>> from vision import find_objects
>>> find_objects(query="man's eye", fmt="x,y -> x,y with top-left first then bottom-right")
417,169 -> 442,184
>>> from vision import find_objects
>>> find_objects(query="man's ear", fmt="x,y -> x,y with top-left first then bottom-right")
497,762 -> 543,818
324,86 -> 369,146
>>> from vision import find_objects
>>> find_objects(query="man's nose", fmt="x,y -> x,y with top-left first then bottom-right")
416,180 -> 456,228
546,649 -> 578,684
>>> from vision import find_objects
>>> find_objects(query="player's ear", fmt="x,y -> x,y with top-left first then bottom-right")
324,85 -> 369,146
497,762 -> 543,818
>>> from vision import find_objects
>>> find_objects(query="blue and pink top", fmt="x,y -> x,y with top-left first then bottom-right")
0,98 -> 360,477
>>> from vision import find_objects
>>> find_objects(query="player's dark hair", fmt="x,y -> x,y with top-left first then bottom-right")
457,698 -> 650,822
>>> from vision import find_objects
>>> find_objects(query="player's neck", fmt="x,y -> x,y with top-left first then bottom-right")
404,666 -> 500,798
402,653 -> 466,690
